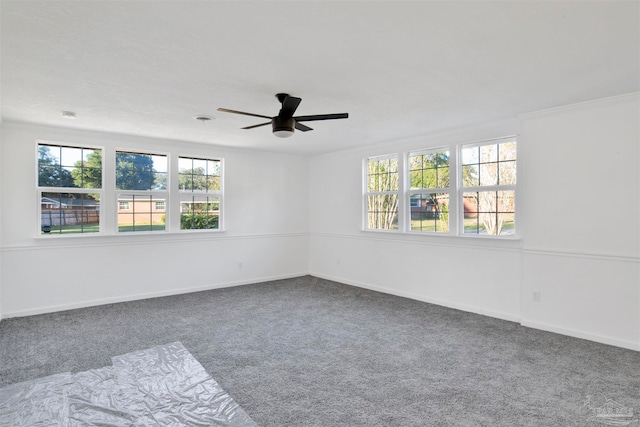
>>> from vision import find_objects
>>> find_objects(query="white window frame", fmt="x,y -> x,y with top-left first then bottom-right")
363,154 -> 401,231
458,136 -> 517,237
362,136 -> 517,239
177,155 -> 224,232
36,141 -> 104,237
407,147 -> 451,234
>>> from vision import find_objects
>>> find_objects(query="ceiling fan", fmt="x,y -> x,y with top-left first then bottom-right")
217,93 -> 348,138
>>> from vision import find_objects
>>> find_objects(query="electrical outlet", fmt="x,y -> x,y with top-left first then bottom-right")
532,291 -> 541,302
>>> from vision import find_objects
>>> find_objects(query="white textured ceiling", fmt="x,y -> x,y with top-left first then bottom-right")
1,1 -> 639,156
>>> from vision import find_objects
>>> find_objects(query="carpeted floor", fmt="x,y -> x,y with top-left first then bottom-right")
1,276 -> 638,426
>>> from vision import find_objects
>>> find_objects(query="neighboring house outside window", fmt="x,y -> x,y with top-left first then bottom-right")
408,149 -> 450,233
37,143 -> 102,235
178,156 -> 222,230
116,151 -> 168,233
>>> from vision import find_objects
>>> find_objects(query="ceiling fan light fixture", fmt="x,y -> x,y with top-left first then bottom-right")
273,129 -> 294,138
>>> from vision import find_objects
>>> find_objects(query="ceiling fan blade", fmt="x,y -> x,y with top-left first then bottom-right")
242,122 -> 271,130
295,122 -> 313,132
293,113 -> 349,122
217,108 -> 272,120
280,96 -> 302,118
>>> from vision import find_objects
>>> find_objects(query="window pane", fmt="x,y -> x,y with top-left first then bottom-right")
60,146 -> 82,167
179,157 -> 193,172
409,170 -> 422,190
463,192 -> 478,214
499,141 -> 517,161
497,191 -> 515,213
116,152 -> 166,191
38,164 -> 63,187
134,173 -> 152,191
180,196 -> 220,230
191,172 -> 207,191
368,173 -> 378,192
179,172 -> 193,191
117,194 -> 166,232
192,158 -> 207,173
208,160 -> 221,176
478,191 -> 498,213
462,165 -> 479,187
463,191 -> 515,235
437,166 -> 449,188
461,146 -> 479,165
367,194 -> 398,230
388,158 -> 398,173
409,154 -> 422,171
480,144 -> 498,162
409,193 -> 449,232
479,163 -> 498,186
421,168 -> 437,188
207,176 -> 221,191
153,171 -> 167,190
499,161 -> 516,185
41,192 -> 100,235
179,156 -> 221,193
408,151 -> 449,190
152,155 -> 168,173
79,148 -> 102,189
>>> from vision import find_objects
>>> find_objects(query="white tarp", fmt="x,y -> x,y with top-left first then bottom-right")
0,342 -> 258,427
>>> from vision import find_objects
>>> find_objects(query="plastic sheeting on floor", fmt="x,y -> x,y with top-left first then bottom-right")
0,342 -> 258,427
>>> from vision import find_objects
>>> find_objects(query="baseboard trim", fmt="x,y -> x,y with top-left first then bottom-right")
311,272 -> 640,352
520,320 -> 640,352
0,272 -> 308,320
310,272 -> 521,323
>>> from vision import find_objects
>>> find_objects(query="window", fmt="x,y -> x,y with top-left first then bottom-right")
178,156 -> 222,230
365,155 -> 399,230
363,136 -> 517,237
408,149 -> 450,233
38,143 -> 102,235
460,137 -> 516,236
116,151 -> 167,232
37,144 -> 224,236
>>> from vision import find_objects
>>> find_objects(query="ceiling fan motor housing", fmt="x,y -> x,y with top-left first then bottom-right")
272,116 -> 295,134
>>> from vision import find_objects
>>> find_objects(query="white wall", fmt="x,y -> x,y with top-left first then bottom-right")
0,123 -> 309,317
519,94 -> 639,349
309,93 -> 640,350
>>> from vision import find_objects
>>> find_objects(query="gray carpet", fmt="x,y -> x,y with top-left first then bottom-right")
0,276 -> 638,426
